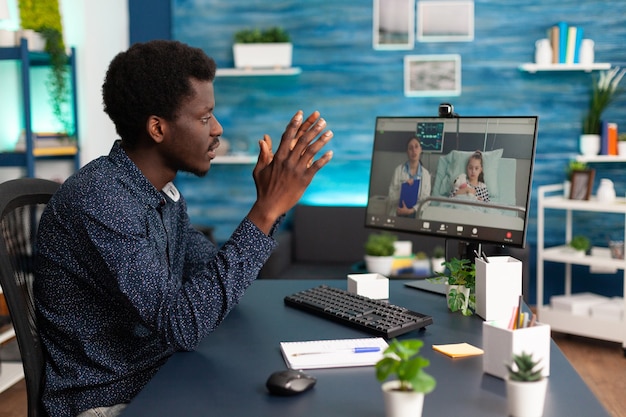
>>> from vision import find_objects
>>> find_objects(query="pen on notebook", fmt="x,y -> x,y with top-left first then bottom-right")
292,347 -> 381,356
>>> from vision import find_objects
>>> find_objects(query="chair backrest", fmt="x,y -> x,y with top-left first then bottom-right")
0,178 -> 60,417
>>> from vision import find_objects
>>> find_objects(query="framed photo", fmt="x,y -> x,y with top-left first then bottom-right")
373,0 -> 415,50
404,54 -> 461,97
416,0 -> 474,42
569,169 -> 595,200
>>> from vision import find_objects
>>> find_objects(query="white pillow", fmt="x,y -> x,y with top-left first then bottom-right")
433,149 -> 503,200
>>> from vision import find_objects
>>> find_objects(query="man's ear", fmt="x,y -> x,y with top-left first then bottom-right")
146,115 -> 166,144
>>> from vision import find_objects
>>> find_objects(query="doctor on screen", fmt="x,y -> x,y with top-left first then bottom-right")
388,136 -> 431,217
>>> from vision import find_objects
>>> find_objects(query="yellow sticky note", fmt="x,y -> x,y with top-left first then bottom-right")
432,343 -> 484,358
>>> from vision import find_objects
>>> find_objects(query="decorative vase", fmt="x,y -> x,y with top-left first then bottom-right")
579,39 -> 595,65
596,178 -> 616,203
506,377 -> 548,417
364,255 -> 393,276
445,283 -> 470,313
381,381 -> 425,417
579,134 -> 601,156
619,141 -> 626,156
534,39 -> 552,65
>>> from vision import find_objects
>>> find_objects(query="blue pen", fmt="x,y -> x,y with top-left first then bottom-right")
292,347 -> 381,356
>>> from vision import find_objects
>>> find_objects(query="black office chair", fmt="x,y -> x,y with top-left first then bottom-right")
0,178 -> 60,417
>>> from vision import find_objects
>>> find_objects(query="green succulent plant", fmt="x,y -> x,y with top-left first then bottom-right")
234,27 -> 291,43
364,232 -> 396,257
375,339 -> 436,393
506,351 -> 544,382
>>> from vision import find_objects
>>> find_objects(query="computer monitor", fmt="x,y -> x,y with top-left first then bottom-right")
365,115 -> 538,260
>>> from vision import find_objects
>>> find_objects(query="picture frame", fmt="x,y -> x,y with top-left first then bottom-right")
569,169 -> 595,200
404,54 -> 461,97
373,0 -> 415,50
416,0 -> 474,42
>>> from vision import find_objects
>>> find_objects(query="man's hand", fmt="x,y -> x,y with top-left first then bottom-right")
248,110 -> 333,234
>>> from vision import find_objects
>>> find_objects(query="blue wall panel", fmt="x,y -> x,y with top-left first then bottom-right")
162,0 -> 626,301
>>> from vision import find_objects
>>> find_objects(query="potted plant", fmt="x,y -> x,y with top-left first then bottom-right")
17,0 -> 72,136
433,257 -> 476,316
568,235 -> 591,256
232,26 -> 293,69
375,339 -> 436,417
580,67 -> 625,156
505,351 -> 548,417
364,232 -> 396,276
618,133 -> 626,156
431,245 -> 446,274
563,160 -> 588,198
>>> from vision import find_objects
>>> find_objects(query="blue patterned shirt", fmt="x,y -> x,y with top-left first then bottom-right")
34,141 -> 279,416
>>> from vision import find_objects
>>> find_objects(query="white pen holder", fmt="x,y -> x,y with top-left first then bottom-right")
482,321 -> 551,379
475,256 -> 522,321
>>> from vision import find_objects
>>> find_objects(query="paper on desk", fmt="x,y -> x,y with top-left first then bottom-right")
432,342 -> 484,358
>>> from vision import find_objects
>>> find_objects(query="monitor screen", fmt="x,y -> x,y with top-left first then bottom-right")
365,116 -> 538,250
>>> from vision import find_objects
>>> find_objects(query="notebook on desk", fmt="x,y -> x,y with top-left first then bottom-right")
404,279 -> 447,295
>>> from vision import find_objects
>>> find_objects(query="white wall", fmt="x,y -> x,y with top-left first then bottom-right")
61,0 -> 129,166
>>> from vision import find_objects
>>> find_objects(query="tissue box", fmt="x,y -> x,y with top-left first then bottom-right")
475,256 -> 522,321
347,273 -> 389,299
482,321 -> 551,379
550,292 -> 609,316
590,297 -> 624,321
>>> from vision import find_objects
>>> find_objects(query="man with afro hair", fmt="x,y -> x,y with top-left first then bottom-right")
34,40 -> 333,417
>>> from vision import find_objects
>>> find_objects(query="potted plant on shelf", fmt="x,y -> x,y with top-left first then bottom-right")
364,232 -> 396,276
431,245 -> 446,274
375,339 -> 436,417
580,66 -> 625,156
412,251 -> 430,276
563,160 -> 588,198
17,0 -> 72,136
505,351 -> 548,417
232,26 -> 292,70
567,235 -> 591,256
432,257 -> 476,316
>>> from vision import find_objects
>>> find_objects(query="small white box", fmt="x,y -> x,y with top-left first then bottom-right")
393,241 -> 413,256
590,297 -> 624,322
550,292 -> 609,316
347,273 -> 389,300
482,321 -> 551,379
475,256 -> 523,321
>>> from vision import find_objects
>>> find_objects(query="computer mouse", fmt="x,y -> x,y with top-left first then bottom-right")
265,369 -> 316,396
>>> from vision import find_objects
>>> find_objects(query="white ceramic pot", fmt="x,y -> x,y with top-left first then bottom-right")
381,381 -> 425,417
364,255 -> 393,276
534,39 -> 552,65
506,378 -> 548,417
618,141 -> 626,156
233,43 -> 293,69
579,39 -> 595,65
431,257 -> 446,274
579,134 -> 600,156
445,283 -> 470,313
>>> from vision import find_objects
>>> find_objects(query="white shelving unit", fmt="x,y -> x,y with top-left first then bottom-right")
576,155 -> 626,163
519,63 -> 611,73
537,183 -> 626,355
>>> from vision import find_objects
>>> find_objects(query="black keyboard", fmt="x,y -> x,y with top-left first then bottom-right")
284,285 -> 433,339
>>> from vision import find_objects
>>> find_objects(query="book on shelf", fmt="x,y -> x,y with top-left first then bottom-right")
548,22 -> 586,65
14,132 -> 77,155
600,121 -> 619,156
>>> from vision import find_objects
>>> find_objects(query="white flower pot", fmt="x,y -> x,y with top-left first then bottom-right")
233,43 -> 293,69
445,283 -> 470,313
381,381 -> 425,417
579,134 -> 600,156
364,255 -> 393,276
431,257 -> 446,274
506,378 -> 548,417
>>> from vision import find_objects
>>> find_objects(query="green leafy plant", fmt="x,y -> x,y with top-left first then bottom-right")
375,339 -> 436,393
414,251 -> 428,260
582,67 -> 625,135
364,232 -> 396,257
432,245 -> 445,259
506,351 -> 544,382
234,27 -> 291,43
569,235 -> 591,252
18,0 -> 72,135
565,160 -> 588,181
432,257 -> 476,316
